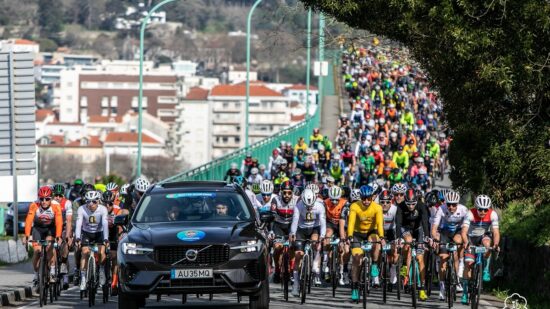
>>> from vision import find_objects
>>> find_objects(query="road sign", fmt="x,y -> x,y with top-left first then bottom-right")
0,50 -> 37,238
314,61 -> 329,77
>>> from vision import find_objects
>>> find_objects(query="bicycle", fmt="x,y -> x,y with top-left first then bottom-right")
424,243 -> 437,297
79,242 -> 105,307
273,236 -> 291,302
469,246 -> 494,309
356,240 -> 374,309
102,246 -> 112,304
297,239 -> 315,304
402,239 -> 424,309
440,241 -> 460,308
328,237 -> 340,297
28,240 -> 56,307
380,241 -> 392,304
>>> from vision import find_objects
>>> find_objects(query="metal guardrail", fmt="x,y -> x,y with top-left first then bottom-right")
161,50 -> 341,183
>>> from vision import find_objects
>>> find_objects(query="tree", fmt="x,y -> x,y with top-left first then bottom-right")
38,0 -> 64,38
301,0 -> 550,204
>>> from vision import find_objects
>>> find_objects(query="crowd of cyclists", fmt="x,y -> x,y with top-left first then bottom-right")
21,44 -> 500,307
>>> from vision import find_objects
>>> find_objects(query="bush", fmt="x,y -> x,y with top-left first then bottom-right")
501,200 -> 550,247
36,38 -> 58,52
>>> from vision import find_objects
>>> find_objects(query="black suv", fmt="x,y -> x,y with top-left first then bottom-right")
116,181 -> 272,309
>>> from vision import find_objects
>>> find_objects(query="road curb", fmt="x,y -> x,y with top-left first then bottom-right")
0,286 -> 33,306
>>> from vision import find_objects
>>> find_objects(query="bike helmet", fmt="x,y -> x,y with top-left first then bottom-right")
425,191 -> 439,207
106,182 -> 118,191
437,189 -> 448,202
250,167 -> 259,175
230,162 -> 238,169
391,183 -> 407,194
120,184 -> 130,195
359,185 -> 374,198
445,191 -> 460,204
260,180 -> 274,195
52,184 -> 65,196
328,186 -> 342,200
350,189 -> 361,202
404,188 -> 417,204
38,186 -> 52,198
368,182 -> 380,195
80,183 -> 95,195
475,195 -> 492,209
134,177 -> 151,193
379,189 -> 392,202
102,190 -> 116,204
74,179 -> 84,186
251,183 -> 261,194
280,180 -> 293,192
232,175 -> 245,187
85,190 -> 102,202
305,183 -> 320,195
301,188 -> 316,207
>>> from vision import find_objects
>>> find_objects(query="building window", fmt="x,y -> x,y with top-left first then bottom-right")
66,95 -> 72,101
101,108 -> 109,116
222,137 -> 228,143
158,96 -> 177,104
235,102 -> 241,108
235,136 -> 240,143
101,97 -> 109,107
236,125 -> 240,132
111,96 -> 118,107
223,102 -> 229,108
249,102 -> 260,107
131,96 -> 138,108
111,107 -> 118,115
81,138 -> 89,146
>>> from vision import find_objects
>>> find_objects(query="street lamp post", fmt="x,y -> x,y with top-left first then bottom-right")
318,13 -> 325,118
245,0 -> 263,149
305,8 -> 312,134
137,0 -> 177,177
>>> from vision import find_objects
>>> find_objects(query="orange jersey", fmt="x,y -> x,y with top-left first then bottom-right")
324,198 -> 348,225
25,201 -> 63,238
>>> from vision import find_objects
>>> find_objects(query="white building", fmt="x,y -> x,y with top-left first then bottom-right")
103,132 -> 164,157
282,84 -> 319,106
172,60 -> 197,77
173,87 -> 211,166
0,39 -> 39,53
228,66 -> 257,84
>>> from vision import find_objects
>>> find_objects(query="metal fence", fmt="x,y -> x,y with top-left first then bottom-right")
161,50 -> 340,183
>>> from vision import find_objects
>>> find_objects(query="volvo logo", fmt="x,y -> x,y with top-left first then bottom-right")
185,249 -> 198,262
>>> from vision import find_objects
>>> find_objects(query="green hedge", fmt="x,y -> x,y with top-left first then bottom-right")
501,200 -> 550,247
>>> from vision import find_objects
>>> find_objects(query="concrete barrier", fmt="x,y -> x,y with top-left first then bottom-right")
0,239 -> 27,264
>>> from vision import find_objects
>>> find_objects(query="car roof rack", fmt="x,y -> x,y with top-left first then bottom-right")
158,181 -> 228,189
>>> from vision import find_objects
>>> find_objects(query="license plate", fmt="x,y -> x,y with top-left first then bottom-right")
171,269 -> 213,279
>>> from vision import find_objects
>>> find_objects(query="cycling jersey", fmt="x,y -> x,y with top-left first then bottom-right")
428,143 -> 440,159
57,198 -> 73,224
245,189 -> 262,209
383,205 -> 397,231
432,204 -> 468,233
310,134 -> 324,149
107,207 -> 121,242
290,200 -> 327,238
392,151 -> 409,169
75,204 -> 109,241
24,201 -> 63,238
324,198 -> 348,225
462,208 -> 499,238
270,195 -> 298,225
347,201 -> 384,237
395,202 -> 430,238
256,194 -> 275,212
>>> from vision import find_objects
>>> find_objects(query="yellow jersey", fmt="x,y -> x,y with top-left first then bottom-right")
347,201 -> 384,237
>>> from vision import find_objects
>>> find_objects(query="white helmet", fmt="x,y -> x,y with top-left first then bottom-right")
445,191 -> 460,204
391,183 -> 407,194
85,190 -> 101,202
350,189 -> 361,202
378,117 -> 385,124
390,132 -> 398,139
260,180 -> 274,195
301,188 -> 316,207
231,162 -> 238,169
305,183 -> 319,195
305,149 -> 313,155
368,182 -> 380,194
134,176 -> 150,193
251,167 -> 259,175
333,154 -> 341,160
120,184 -> 130,195
418,168 -> 427,175
106,182 -> 118,191
475,195 -> 492,209
328,186 -> 342,200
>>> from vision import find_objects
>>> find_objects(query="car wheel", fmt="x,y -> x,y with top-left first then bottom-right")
249,280 -> 269,309
118,290 -> 140,309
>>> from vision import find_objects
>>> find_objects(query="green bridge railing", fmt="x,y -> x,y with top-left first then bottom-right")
161,50 -> 340,183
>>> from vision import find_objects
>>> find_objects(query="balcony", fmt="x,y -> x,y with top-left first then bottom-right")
213,106 -> 241,113
212,118 -> 241,125
212,141 -> 241,148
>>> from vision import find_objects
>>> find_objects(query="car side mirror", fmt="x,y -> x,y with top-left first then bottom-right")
114,214 -> 128,226
259,211 -> 274,224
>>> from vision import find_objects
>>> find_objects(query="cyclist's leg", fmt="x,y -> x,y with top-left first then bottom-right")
323,225 -> 335,278
292,229 -> 306,296
453,232 -> 464,281
310,229 -> 321,284
79,233 -> 92,290
415,230 -> 427,300
350,232 -> 365,300
271,223 -> 287,282
368,232 -> 381,285
462,236 -> 479,304
481,235 -> 493,282
401,231 -> 413,279
46,229 -> 57,281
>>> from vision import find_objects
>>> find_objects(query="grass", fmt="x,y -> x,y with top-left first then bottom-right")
490,287 -> 510,301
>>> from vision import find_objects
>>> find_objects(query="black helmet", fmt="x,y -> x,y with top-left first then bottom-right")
102,190 -> 116,204
321,187 -> 329,199
379,189 -> 392,202
280,180 -> 293,192
341,185 -> 351,200
405,188 -> 417,204
80,183 -> 95,196
52,184 -> 65,196
426,190 -> 439,207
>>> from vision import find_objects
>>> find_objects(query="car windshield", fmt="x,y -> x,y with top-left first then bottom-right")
133,191 -> 253,223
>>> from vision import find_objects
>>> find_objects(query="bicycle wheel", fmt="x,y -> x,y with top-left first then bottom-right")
103,256 -> 110,303
87,256 -> 96,307
446,261 -> 453,308
49,282 -> 54,303
425,250 -> 433,297
39,254 -> 46,307
300,255 -> 309,304
396,256 -> 402,300
282,250 -> 289,302
471,264 -> 482,309
331,246 -> 338,297
451,259 -> 457,303
382,255 -> 388,303
361,259 -> 368,309
411,260 -> 417,308
307,254 -> 312,294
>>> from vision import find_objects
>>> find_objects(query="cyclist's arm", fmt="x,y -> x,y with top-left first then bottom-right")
54,205 -> 63,238
431,207 -> 442,239
64,200 -> 73,236
24,203 -> 37,237
395,206 -> 403,238
319,206 -> 326,239
403,153 -> 410,169
491,211 -> 500,248
376,205 -> 384,238
290,205 -> 300,236
75,207 -> 84,240
347,205 -> 357,238
101,207 -> 109,241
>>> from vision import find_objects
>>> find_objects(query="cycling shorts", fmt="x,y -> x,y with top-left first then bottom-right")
272,222 -> 290,238
81,231 -> 104,245
326,221 -> 339,234
32,226 -> 55,242
350,230 -> 380,249
293,227 -> 320,251
384,229 -> 396,242
401,227 -> 426,256
438,229 -> 461,254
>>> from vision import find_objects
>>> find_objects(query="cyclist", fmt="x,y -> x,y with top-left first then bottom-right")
105,182 -> 120,207
379,189 -> 399,287
348,185 -> 385,301
52,183 -> 73,289
224,162 -> 242,183
247,167 -> 264,185
269,181 -> 298,284
309,128 -> 324,150
232,176 -> 261,210
392,145 -> 409,170
75,190 -> 109,291
256,180 -> 275,212
322,186 -> 348,281
69,179 -> 84,201
289,188 -> 326,296
431,190 -> 468,300
24,186 -> 63,285
460,195 -> 500,305
103,190 -> 121,295
395,188 -> 430,301
72,182 -> 96,285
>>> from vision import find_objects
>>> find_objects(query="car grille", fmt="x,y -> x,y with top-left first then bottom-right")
244,261 -> 260,280
155,245 -> 230,266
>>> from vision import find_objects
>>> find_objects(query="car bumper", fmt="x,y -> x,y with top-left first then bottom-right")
118,250 -> 267,296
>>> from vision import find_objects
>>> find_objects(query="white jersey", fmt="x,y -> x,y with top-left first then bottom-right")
428,205 -> 440,225
433,204 -> 469,233
383,205 -> 397,231
290,200 -> 327,238
245,189 -> 262,209
256,193 -> 275,212
75,205 -> 109,241
271,195 -> 299,225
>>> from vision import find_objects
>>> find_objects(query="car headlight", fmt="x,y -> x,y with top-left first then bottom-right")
231,240 -> 262,253
121,242 -> 153,255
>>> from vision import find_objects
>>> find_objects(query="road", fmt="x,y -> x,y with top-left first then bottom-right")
17,280 -> 502,309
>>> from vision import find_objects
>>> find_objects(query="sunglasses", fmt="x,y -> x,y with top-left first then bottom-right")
477,208 -> 489,213
447,203 -> 458,208
89,200 -> 99,204
380,200 -> 391,204
54,194 -> 64,198
395,193 -> 405,197
261,193 -> 272,197
361,196 -> 373,200
282,191 -> 293,196
39,197 -> 52,202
